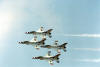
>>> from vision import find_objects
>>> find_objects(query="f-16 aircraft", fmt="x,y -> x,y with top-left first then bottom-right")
18,36 -> 46,50
32,51 -> 61,65
25,27 -> 53,38
41,40 -> 67,53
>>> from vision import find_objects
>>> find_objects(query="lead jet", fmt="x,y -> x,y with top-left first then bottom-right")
32,51 -> 61,65
41,40 -> 67,53
18,36 -> 46,50
25,27 -> 53,38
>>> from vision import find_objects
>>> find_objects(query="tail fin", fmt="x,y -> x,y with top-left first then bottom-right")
38,38 -> 46,45
62,43 -> 67,47
60,43 -> 68,52
41,38 -> 46,44
45,29 -> 53,34
46,51 -> 51,56
42,38 -> 46,41
52,54 -> 61,60
52,54 -> 61,63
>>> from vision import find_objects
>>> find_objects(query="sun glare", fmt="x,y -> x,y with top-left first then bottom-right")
0,12 -> 13,36
0,12 -> 13,53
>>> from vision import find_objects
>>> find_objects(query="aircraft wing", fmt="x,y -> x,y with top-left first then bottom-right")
30,36 -> 38,42
53,40 -> 59,46
37,27 -> 44,32
48,60 -> 54,65
45,51 -> 51,57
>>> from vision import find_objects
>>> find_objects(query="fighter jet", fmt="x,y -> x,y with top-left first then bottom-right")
25,27 -> 53,38
41,40 -> 67,53
18,36 -> 46,50
32,51 -> 61,65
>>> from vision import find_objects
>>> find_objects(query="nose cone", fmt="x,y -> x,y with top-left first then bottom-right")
18,42 -> 21,44
19,41 -> 24,44
25,32 -> 28,34
32,57 -> 35,59
32,57 -> 38,59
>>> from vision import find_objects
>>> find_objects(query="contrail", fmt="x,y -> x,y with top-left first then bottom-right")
64,34 -> 100,38
73,48 -> 100,51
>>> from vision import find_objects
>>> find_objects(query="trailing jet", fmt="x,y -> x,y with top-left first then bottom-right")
18,36 -> 46,50
41,40 -> 67,53
25,27 -> 53,38
32,51 -> 61,65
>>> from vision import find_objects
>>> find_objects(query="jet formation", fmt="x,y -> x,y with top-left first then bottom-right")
19,27 -> 68,65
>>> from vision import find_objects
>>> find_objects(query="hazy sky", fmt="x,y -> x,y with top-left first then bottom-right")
0,0 -> 100,67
